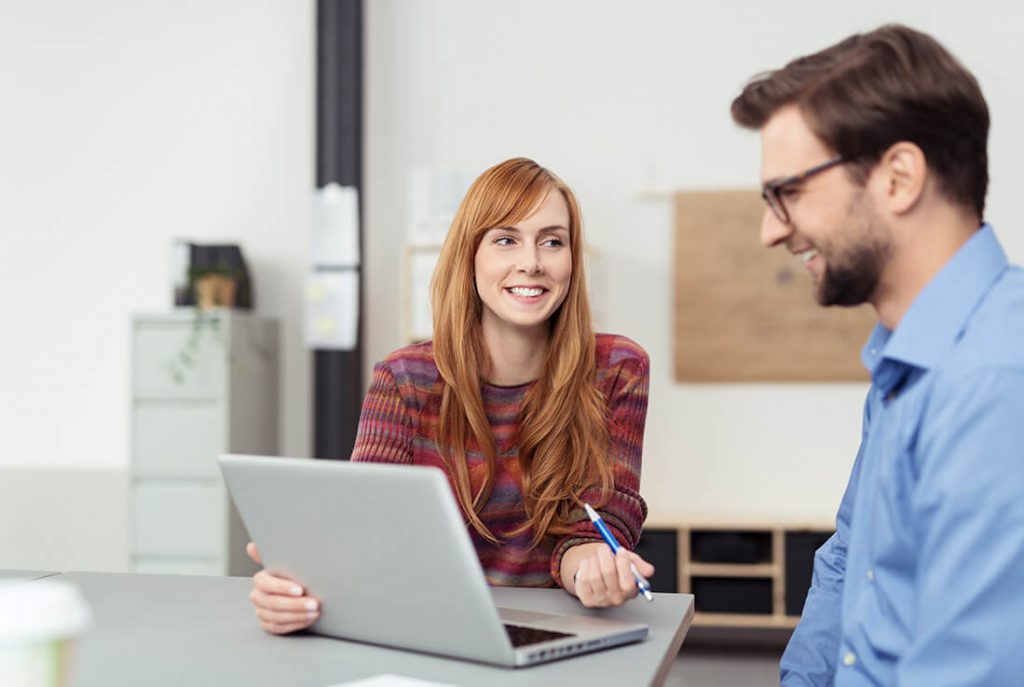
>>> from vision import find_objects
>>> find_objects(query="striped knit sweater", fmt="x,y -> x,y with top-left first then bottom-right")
351,333 -> 650,588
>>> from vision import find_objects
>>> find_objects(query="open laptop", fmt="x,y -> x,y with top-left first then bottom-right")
218,453 -> 648,667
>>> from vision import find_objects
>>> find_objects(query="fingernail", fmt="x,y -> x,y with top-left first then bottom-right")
290,585 -> 303,596
307,610 -> 319,618
305,599 -> 318,611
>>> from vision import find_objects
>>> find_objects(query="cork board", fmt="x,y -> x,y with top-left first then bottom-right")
674,189 -> 874,382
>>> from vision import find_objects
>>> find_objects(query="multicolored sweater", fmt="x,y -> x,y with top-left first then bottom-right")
351,333 -> 650,588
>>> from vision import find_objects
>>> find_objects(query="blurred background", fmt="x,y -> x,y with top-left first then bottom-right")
1,2 -> 1020,683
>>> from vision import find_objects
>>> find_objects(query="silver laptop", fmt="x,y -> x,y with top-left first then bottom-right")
218,453 -> 648,667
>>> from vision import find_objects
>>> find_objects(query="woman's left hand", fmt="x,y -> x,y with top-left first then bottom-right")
563,542 -> 655,608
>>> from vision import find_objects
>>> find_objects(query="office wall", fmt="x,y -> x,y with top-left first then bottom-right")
0,470 -> 127,571
0,0 -> 314,569
3,2 -> 1022,571
0,0 -> 315,470
364,1 -> 1024,520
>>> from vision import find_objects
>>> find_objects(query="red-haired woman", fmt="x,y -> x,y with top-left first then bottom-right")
249,158 -> 653,634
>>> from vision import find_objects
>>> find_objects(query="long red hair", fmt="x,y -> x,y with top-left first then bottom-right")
430,158 -> 611,546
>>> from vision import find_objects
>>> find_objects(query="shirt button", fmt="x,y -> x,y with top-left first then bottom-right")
844,651 -> 857,666
870,348 -> 877,356
867,568 -> 875,582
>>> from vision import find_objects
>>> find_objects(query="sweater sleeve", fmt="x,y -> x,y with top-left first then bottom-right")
350,361 -> 414,464
549,349 -> 650,586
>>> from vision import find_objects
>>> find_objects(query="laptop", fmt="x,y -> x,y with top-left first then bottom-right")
218,453 -> 649,667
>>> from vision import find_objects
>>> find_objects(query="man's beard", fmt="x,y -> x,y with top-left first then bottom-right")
815,195 -> 891,307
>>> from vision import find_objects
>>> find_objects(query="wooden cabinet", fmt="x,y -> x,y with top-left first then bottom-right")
638,518 -> 833,629
129,311 -> 278,575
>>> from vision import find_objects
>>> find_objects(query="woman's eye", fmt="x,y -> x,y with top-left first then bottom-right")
494,236 -> 515,246
541,238 -> 564,248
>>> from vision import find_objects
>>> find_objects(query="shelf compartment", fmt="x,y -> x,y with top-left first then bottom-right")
634,528 -> 679,593
690,530 -> 773,564
691,576 -> 773,615
784,530 -> 834,616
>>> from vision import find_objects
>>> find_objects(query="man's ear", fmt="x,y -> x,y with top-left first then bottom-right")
875,141 -> 927,215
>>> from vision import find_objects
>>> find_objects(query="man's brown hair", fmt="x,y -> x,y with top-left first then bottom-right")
732,24 -> 989,218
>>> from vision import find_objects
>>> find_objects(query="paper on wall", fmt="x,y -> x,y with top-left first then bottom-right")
304,270 -> 358,350
312,183 -> 360,269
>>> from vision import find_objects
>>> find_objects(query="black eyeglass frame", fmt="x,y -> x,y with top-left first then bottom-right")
761,154 -> 846,224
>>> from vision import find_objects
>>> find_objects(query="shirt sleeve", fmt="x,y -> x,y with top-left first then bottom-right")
895,367 -> 1024,684
780,398 -> 870,686
550,351 -> 650,586
350,361 -> 414,464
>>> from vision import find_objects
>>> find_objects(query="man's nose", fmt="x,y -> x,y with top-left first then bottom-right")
760,208 -> 793,248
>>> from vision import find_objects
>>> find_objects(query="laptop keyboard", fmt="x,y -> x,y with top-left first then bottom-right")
503,623 -> 576,647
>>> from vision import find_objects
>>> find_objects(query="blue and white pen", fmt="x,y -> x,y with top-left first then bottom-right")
583,503 -> 654,602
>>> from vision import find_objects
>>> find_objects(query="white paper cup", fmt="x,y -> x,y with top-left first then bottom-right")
0,580 -> 91,687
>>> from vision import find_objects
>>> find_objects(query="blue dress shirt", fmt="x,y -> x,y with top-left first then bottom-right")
780,225 -> 1024,686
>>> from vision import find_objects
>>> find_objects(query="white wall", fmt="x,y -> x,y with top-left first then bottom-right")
0,0 -> 313,570
0,0 -> 315,470
364,0 -> 1024,521
3,2 -> 1022,572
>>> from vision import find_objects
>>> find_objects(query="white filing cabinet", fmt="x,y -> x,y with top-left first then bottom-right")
130,310 -> 279,575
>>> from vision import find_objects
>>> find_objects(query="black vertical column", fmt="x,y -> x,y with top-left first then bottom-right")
314,0 -> 363,459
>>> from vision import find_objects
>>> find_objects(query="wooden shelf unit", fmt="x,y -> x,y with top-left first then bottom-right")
642,517 -> 833,630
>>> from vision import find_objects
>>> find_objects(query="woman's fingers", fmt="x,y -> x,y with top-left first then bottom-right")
629,551 -> 656,578
254,606 -> 319,625
577,547 -> 626,607
596,546 -> 626,606
250,586 -> 319,613
614,549 -> 640,598
249,568 -> 320,634
246,541 -> 262,566
253,569 -> 304,597
260,617 -> 316,635
577,558 -> 605,608
250,589 -> 320,634
575,547 -> 657,608
254,602 -> 319,624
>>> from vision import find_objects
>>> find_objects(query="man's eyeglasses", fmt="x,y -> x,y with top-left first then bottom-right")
761,155 -> 846,224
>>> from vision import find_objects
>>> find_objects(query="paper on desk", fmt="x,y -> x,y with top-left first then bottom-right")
325,675 -> 460,687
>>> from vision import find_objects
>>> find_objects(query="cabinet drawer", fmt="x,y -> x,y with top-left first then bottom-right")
132,482 -> 225,557
133,404 -> 224,478
133,320 -> 226,400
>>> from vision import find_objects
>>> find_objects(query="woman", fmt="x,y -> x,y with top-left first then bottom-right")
249,158 -> 653,635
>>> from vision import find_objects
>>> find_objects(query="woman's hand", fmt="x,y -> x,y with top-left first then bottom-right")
246,542 -> 321,634
563,542 -> 655,608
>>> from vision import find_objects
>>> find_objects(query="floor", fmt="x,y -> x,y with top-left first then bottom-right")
663,627 -> 788,686
665,647 -> 782,686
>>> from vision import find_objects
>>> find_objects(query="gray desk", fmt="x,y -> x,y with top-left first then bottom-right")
0,569 -> 58,583
59,572 -> 693,687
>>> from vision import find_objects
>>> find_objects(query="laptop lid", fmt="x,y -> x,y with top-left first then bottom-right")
219,454 -> 647,667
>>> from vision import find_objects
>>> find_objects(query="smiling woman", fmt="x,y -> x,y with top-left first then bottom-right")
474,203 -> 572,340
473,192 -> 573,377
246,158 -> 655,635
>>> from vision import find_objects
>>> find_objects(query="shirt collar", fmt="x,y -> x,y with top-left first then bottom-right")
861,224 -> 1008,377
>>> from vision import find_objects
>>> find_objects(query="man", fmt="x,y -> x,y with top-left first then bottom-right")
731,25 -> 1024,685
